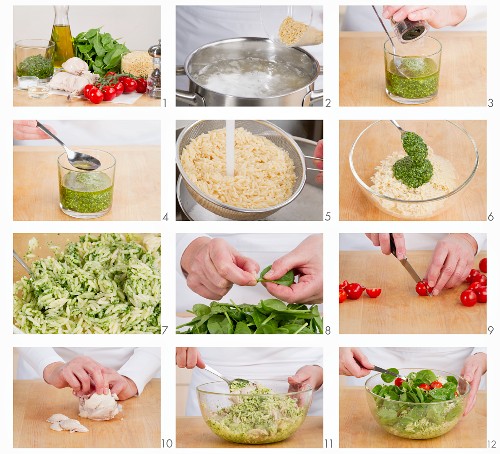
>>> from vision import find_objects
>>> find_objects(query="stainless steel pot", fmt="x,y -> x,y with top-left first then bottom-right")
176,37 -> 323,107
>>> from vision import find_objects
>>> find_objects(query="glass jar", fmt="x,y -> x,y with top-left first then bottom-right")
15,39 -> 55,82
391,17 -> 428,43
58,149 -> 116,218
51,5 -> 74,68
384,36 -> 442,104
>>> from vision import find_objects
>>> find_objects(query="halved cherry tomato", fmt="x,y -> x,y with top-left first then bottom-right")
418,383 -> 431,391
345,283 -> 364,300
430,381 -> 443,389
466,269 -> 481,283
365,288 -> 382,298
472,274 -> 487,286
395,377 -> 404,387
479,258 -> 487,273
88,87 -> 104,104
83,84 -> 94,99
101,86 -> 117,102
460,289 -> 477,307
468,281 -> 482,292
415,280 -> 432,296
476,286 -> 487,303
340,280 -> 349,290
135,78 -> 147,93
339,289 -> 347,304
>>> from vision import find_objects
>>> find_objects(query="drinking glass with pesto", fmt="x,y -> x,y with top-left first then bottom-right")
58,149 -> 115,218
384,36 -> 441,104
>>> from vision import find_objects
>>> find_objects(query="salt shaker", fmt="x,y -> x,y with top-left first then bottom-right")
147,39 -> 161,98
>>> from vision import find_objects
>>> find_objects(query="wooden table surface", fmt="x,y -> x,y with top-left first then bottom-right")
14,146 -> 160,221
340,387 -> 486,448
339,120 -> 486,221
339,32 -> 486,106
13,85 -> 160,107
176,416 -> 323,448
339,251 -> 487,334
14,379 -> 160,448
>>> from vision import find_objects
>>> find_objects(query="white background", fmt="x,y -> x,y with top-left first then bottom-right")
4,0 -> 498,453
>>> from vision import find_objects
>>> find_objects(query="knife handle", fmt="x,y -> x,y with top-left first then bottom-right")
389,233 -> 397,257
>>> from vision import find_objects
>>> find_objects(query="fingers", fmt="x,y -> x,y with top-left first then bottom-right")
109,379 -> 127,398
445,257 -> 468,289
196,350 -> 206,369
13,120 -> 56,140
352,348 -> 374,370
265,274 -> 322,305
382,5 -> 404,19
391,5 -> 428,23
463,368 -> 481,416
426,243 -> 449,289
61,367 -> 82,391
392,233 -> 406,259
176,348 -> 201,369
234,255 -> 260,277
365,234 -> 405,258
264,253 -> 302,281
407,7 -> 437,24
431,252 -> 459,295
340,348 -> 372,378
209,240 -> 257,286
378,234 -> 392,255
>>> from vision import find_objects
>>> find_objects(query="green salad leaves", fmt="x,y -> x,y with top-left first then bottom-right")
256,265 -> 294,286
177,299 -> 323,334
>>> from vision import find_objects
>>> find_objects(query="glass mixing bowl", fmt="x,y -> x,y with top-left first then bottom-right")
349,120 -> 479,220
365,369 -> 470,440
197,379 -> 312,444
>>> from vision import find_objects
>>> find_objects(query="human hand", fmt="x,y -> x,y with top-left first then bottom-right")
13,120 -> 56,141
339,347 -> 374,377
365,233 -> 406,259
262,234 -> 323,304
288,365 -> 323,391
101,368 -> 138,401
425,234 -> 477,296
180,237 -> 259,300
43,356 -> 107,396
460,353 -> 487,416
314,139 -> 323,185
382,5 -> 467,28
176,347 -> 206,369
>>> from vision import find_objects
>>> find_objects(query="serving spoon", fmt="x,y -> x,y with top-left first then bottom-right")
390,119 -> 408,136
203,364 -> 257,391
36,121 -> 101,171
13,250 -> 33,277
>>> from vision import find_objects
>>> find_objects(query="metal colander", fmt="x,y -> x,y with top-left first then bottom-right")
176,120 -> 307,220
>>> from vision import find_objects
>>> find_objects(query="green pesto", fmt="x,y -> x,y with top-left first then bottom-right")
60,171 -> 113,214
386,57 -> 439,99
17,55 -> 54,79
393,155 -> 433,188
402,131 -> 428,163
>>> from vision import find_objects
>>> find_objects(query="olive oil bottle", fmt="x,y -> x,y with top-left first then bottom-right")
51,6 -> 74,68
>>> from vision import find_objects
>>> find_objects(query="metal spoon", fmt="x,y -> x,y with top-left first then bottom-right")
372,365 -> 407,381
390,119 -> 408,137
36,121 -> 101,171
203,365 -> 256,390
13,250 -> 33,277
371,6 -> 410,79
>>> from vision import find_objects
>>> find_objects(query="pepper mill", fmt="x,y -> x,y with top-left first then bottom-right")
147,39 -> 161,98
391,17 -> 428,43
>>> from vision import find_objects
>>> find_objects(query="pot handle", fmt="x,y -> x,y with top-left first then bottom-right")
303,89 -> 323,106
176,65 -> 206,106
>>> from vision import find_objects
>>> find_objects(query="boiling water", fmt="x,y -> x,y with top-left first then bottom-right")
194,57 -> 312,98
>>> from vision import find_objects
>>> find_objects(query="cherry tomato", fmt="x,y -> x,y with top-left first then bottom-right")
88,87 -> 104,104
345,283 -> 364,300
418,383 -> 431,391
395,377 -> 404,387
472,274 -> 487,286
340,280 -> 349,290
105,71 -> 116,77
468,281 -> 482,292
135,78 -> 147,93
476,286 -> 487,303
339,289 -> 347,304
479,258 -> 487,274
430,381 -> 443,389
415,280 -> 432,296
113,81 -> 124,96
101,86 -> 117,102
460,289 -> 477,307
121,77 -> 138,93
83,84 -> 94,99
365,288 -> 382,298
466,269 -> 481,283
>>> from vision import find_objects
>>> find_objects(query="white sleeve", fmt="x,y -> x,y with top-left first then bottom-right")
16,347 -> 64,379
117,348 -> 161,395
470,233 -> 486,254
472,347 -> 487,356
459,6 -> 487,27
176,234 -> 211,277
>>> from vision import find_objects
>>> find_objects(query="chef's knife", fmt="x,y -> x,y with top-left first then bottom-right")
372,365 -> 407,380
389,233 -> 431,296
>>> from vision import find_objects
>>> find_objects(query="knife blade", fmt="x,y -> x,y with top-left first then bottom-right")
389,234 -> 431,295
372,365 -> 407,380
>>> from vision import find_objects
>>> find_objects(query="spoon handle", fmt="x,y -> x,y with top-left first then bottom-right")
371,6 -> 397,50
390,120 -> 406,134
204,365 -> 231,386
36,121 -> 64,147
13,250 -> 32,277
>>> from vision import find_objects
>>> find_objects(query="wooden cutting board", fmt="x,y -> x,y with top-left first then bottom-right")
340,387 -> 486,448
340,32 -> 486,106
339,251 -> 487,334
14,379 -> 160,448
176,416 -> 322,448
13,146 -> 160,221
339,120 -> 486,221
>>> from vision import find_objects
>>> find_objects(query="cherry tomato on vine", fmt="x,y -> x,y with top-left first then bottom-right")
460,289 -> 477,307
135,78 -> 147,93
83,84 -> 94,99
88,87 -> 104,104
101,86 -> 117,102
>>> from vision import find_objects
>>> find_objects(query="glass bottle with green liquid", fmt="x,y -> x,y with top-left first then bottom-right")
51,5 -> 74,68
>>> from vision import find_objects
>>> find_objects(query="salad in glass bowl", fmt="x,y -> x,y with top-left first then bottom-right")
365,368 -> 470,439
